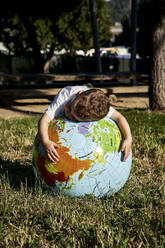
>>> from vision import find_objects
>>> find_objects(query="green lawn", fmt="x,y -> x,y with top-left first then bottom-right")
0,110 -> 165,248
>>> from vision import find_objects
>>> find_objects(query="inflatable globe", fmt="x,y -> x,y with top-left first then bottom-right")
32,115 -> 132,198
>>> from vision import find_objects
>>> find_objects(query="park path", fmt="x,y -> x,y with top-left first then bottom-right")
0,85 -> 149,119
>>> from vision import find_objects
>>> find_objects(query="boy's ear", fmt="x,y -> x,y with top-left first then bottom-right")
73,90 -> 83,100
77,90 -> 83,95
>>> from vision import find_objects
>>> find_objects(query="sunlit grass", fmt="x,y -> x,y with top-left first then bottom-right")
0,110 -> 165,247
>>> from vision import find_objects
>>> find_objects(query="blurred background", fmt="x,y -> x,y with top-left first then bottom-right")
0,0 -> 150,76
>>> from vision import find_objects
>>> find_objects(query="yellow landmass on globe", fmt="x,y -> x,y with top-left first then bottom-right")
86,119 -> 122,163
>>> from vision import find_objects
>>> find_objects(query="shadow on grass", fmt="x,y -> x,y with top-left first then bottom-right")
0,157 -> 36,190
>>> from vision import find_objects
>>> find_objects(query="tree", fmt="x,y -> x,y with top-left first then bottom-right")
137,0 -> 165,111
0,0 -> 111,73
137,0 -> 154,58
113,15 -> 131,46
108,0 -> 131,24
0,1 -> 81,72
149,0 -> 165,110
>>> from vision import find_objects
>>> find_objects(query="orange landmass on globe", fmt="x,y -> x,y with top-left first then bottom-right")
36,125 -> 94,187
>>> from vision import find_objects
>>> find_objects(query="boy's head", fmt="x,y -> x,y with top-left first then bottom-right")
64,89 -> 110,121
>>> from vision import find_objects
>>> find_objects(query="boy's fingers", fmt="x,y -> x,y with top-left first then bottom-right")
52,149 -> 60,159
47,147 -> 60,162
122,147 -> 130,162
122,152 -> 128,162
47,152 -> 59,163
49,143 -> 60,159
53,143 -> 59,148
121,143 -> 125,152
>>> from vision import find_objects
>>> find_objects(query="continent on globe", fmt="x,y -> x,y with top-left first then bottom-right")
32,115 -> 132,198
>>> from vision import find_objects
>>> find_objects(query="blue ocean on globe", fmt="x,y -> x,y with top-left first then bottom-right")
32,115 -> 132,198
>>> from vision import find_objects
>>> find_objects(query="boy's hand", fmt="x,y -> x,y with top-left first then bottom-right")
43,140 -> 60,163
121,138 -> 132,162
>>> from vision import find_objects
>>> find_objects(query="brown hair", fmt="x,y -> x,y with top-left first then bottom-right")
72,89 -> 110,121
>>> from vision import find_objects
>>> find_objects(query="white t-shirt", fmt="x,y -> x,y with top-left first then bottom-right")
46,86 -> 115,120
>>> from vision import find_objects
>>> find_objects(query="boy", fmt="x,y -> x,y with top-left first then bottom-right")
38,86 -> 132,163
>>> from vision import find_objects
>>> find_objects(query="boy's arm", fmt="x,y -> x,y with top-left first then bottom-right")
38,113 -> 59,162
110,110 -> 132,162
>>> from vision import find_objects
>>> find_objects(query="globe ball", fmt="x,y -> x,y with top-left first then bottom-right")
32,115 -> 132,198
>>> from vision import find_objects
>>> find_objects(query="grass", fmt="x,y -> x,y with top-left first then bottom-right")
0,110 -> 165,248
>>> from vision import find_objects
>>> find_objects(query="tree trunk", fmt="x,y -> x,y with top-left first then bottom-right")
43,43 -> 55,73
149,17 -> 165,111
22,15 -> 43,73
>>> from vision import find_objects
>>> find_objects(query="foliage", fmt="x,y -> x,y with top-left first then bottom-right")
137,0 -> 165,58
56,0 -> 111,53
0,110 -> 165,247
113,15 -> 131,47
0,0 -> 111,71
107,0 -> 132,47
108,0 -> 131,24
137,0 -> 155,58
